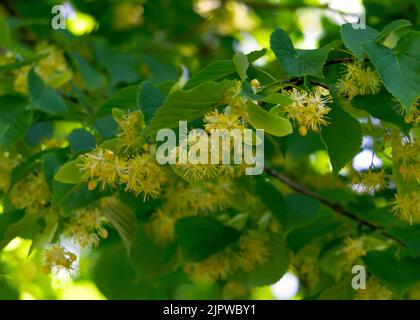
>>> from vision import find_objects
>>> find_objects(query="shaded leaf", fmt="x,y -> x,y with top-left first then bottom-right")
175,216 -> 240,262
270,28 -> 332,78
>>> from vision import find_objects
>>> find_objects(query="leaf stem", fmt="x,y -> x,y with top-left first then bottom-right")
263,166 -> 406,247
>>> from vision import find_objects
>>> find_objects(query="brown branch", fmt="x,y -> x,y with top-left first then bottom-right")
325,57 -> 355,66
264,167 -> 406,247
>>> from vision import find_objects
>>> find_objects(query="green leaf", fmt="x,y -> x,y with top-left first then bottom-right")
317,277 -> 354,300
175,216 -> 240,262
286,215 -> 342,252
283,194 -> 320,231
29,211 -> 58,254
54,159 -> 84,184
146,80 -> 235,136
379,19 -> 412,40
0,211 -> 43,249
262,93 -> 292,106
8,149 -> 50,190
0,94 -> 31,148
71,51 -> 105,90
362,32 -> 420,111
270,28 -> 332,78
340,23 -> 378,60
0,210 -> 25,246
321,101 -> 362,174
68,128 -> 96,153
101,199 -> 138,253
233,52 -> 249,81
0,18 -> 12,48
94,85 -> 139,119
0,277 -> 19,300
130,225 -> 177,280
245,101 -> 293,137
388,225 -> 420,258
42,149 -> 67,191
52,181 -> 108,215
184,60 -> 236,90
352,92 -> 411,132
137,81 -> 166,123
184,50 -> 266,90
28,69 -> 68,114
246,48 -> 267,62
363,248 -> 420,294
0,55 -> 43,73
234,233 -> 289,286
255,178 -> 286,224
93,243 -> 142,299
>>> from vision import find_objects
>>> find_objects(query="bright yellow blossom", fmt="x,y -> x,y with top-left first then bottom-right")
43,245 -> 77,275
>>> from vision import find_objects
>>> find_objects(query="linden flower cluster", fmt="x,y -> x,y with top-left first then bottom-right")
112,2 -> 144,30
78,148 -> 166,200
221,81 -> 248,119
236,231 -> 270,271
392,191 -> 420,225
149,180 -> 234,243
184,231 -> 270,285
173,108 -> 248,182
355,278 -> 393,300
223,281 -> 248,299
64,208 -> 108,248
283,87 -> 332,136
337,237 -> 366,269
403,100 -> 420,126
336,61 -> 381,99
394,139 -> 420,182
43,245 -> 77,275
115,111 -> 145,151
10,172 -> 50,214
0,151 -> 20,192
352,169 -> 387,194
293,253 -> 320,291
14,43 -> 71,94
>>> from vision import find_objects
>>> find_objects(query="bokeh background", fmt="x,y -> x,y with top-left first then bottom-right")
0,0 -> 419,300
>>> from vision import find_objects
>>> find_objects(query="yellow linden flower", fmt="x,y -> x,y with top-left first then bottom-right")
116,111 -> 145,151
10,172 -> 50,214
64,208 -> 108,248
359,67 -> 381,95
392,191 -> 420,224
336,78 -> 359,99
203,109 -> 245,133
149,208 -> 176,244
35,42 -> 71,86
221,81 -> 248,118
237,231 -> 269,272
337,61 -> 381,99
176,162 -> 219,181
394,139 -> 420,182
355,278 -> 393,300
14,65 -> 31,94
78,148 -> 123,190
352,169 -> 387,194
121,152 -> 166,200
112,2 -> 143,30
250,79 -> 260,90
172,130 -> 220,181
43,245 -> 77,275
284,87 -> 331,135
403,100 -> 419,125
339,237 -> 366,264
223,281 -> 248,299
184,251 -> 235,285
